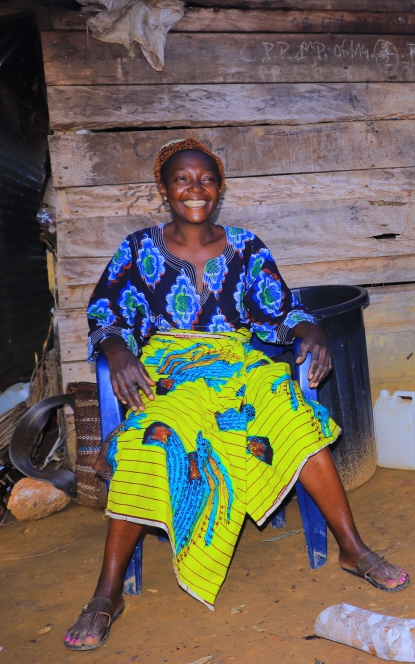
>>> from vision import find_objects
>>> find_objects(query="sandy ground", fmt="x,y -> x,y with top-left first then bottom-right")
1,467 -> 415,664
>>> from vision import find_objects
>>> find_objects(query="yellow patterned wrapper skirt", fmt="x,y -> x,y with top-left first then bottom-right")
105,329 -> 340,609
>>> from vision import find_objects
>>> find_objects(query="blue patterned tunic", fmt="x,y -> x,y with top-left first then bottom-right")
87,225 -> 315,360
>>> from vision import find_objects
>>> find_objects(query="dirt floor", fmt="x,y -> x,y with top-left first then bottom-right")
1,467 -> 415,664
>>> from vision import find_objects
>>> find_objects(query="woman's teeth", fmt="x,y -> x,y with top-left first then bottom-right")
183,200 -> 207,208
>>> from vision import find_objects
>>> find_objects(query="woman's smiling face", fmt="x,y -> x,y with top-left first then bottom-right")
159,149 -> 223,225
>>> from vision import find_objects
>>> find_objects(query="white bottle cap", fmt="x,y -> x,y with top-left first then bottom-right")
379,389 -> 390,398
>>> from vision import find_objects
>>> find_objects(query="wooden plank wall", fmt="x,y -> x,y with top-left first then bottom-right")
41,2 -> 415,401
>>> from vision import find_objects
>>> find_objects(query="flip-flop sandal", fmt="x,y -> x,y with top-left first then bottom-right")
64,596 -> 125,651
341,551 -> 410,592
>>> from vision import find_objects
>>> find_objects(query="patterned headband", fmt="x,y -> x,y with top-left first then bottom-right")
153,137 -> 226,189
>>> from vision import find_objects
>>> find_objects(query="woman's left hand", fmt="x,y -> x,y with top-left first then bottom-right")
293,322 -> 332,388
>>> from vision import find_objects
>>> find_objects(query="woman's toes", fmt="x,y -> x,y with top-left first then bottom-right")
83,635 -> 100,646
377,564 -> 408,589
64,618 -> 90,647
78,614 -> 108,647
65,632 -> 78,643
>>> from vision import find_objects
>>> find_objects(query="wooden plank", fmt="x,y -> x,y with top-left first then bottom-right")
52,166 -> 415,220
47,82 -> 415,131
57,216 -> 164,256
177,9 -> 415,34
367,331 -> 415,382
49,8 -> 415,35
50,8 -> 89,30
365,284 -> 415,385
364,284 -> 415,333
286,256 -> 415,289
61,360 -> 96,388
49,122 -> 415,187
189,1 -> 415,10
58,310 -> 89,363
63,411 -> 77,469
57,255 -> 415,311
42,32 -> 415,86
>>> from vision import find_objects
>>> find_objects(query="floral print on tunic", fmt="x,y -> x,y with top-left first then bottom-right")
207,307 -> 234,333
107,239 -> 132,284
203,255 -> 228,298
253,270 -> 284,317
233,266 -> 250,324
87,298 -> 116,327
250,322 -> 279,344
166,270 -> 201,329
225,226 -> 255,255
284,310 -> 315,328
137,235 -> 165,289
246,247 -> 272,290
118,283 -> 153,338
121,328 -> 139,356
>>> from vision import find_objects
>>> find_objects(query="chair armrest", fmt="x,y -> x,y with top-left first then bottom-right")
96,353 -> 125,442
293,338 -> 317,401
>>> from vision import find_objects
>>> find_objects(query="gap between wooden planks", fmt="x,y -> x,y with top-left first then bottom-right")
41,31 -> 415,86
48,122 -> 415,188
46,82 -> 415,131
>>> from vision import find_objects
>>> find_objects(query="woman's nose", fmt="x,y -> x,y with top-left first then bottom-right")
187,179 -> 203,192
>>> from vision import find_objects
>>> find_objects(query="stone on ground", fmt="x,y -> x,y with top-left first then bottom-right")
8,478 -> 70,521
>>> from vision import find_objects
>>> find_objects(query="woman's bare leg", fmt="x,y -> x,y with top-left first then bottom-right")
64,518 -> 143,648
299,448 -> 407,589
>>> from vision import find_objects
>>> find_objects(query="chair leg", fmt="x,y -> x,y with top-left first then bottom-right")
296,482 -> 327,571
271,505 -> 286,529
123,539 -> 143,595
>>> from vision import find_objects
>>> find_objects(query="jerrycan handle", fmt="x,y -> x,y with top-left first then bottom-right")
392,391 -> 414,403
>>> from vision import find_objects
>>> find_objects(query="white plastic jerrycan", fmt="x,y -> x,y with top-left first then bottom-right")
374,390 -> 415,469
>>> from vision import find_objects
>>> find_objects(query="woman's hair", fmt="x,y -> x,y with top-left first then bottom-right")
153,138 -> 226,189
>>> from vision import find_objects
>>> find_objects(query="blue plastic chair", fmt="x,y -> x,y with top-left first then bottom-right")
96,337 -> 327,596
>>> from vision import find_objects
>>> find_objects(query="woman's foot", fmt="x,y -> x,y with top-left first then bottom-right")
64,595 -> 124,650
339,548 -> 409,592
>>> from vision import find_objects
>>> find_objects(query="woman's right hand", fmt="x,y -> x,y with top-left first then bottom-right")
100,336 -> 155,412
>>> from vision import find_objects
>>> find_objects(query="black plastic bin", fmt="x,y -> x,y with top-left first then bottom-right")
292,285 -> 376,491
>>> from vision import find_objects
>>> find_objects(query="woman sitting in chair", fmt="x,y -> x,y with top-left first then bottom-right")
64,138 -> 409,651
